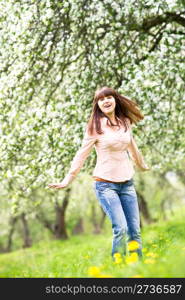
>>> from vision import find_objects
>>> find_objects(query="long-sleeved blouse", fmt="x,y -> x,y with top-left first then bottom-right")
62,117 -> 150,185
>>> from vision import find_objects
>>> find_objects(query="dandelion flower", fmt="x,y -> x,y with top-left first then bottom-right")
97,274 -> 113,278
125,253 -> 138,264
113,252 -> 123,264
144,259 -> 155,264
145,252 -> 158,258
114,257 -> 123,264
84,255 -> 90,259
128,240 -> 140,251
114,252 -> 121,259
88,266 -> 101,277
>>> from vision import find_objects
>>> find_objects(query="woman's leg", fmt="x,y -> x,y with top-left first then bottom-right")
93,181 -> 128,257
119,180 -> 143,258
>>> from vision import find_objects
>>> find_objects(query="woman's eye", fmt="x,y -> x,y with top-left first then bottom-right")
99,96 -> 112,102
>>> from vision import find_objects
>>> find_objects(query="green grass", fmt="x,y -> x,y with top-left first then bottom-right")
0,210 -> 185,278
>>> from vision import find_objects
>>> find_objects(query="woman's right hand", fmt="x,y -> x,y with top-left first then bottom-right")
47,182 -> 68,189
141,165 -> 151,171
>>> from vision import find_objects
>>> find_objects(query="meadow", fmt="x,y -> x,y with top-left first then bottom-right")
0,208 -> 185,278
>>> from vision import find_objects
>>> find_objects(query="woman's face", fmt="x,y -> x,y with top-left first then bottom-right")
97,95 -> 116,115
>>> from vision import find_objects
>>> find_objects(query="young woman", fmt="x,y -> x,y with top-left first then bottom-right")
48,86 -> 150,259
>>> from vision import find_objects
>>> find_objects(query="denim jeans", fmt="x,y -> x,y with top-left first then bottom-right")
93,178 -> 142,258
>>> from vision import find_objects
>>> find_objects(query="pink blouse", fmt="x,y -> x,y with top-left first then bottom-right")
62,117 -> 150,185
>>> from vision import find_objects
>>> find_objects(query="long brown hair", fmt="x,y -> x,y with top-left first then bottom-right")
87,86 -> 144,135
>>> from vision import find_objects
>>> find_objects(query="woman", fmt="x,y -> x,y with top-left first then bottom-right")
48,86 -> 150,259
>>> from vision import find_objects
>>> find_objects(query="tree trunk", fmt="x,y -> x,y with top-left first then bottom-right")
91,204 -> 106,234
72,217 -> 84,235
5,217 -> 18,252
54,188 -> 70,239
137,190 -> 155,224
35,213 -> 54,234
21,213 -> 32,248
99,210 -> 106,229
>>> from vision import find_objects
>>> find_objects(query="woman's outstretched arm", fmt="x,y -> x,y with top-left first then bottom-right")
48,128 -> 97,189
126,118 -> 150,171
62,129 -> 97,185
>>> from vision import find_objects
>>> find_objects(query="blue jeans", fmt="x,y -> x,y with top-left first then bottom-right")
93,178 -> 142,258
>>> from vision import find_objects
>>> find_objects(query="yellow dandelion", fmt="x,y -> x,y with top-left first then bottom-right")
114,252 -> 121,259
97,274 -> 114,278
113,252 -> 123,264
131,274 -> 144,278
125,252 -> 138,264
114,257 -> 123,264
145,252 -> 158,258
144,258 -> 155,264
131,252 -> 139,259
128,240 -> 140,251
88,266 -> 101,277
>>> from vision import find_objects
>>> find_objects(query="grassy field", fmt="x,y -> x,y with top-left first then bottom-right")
0,209 -> 185,278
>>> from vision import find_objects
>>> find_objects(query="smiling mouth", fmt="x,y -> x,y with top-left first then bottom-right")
104,104 -> 112,108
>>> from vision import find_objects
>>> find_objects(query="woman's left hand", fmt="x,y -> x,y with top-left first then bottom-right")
47,182 -> 68,189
